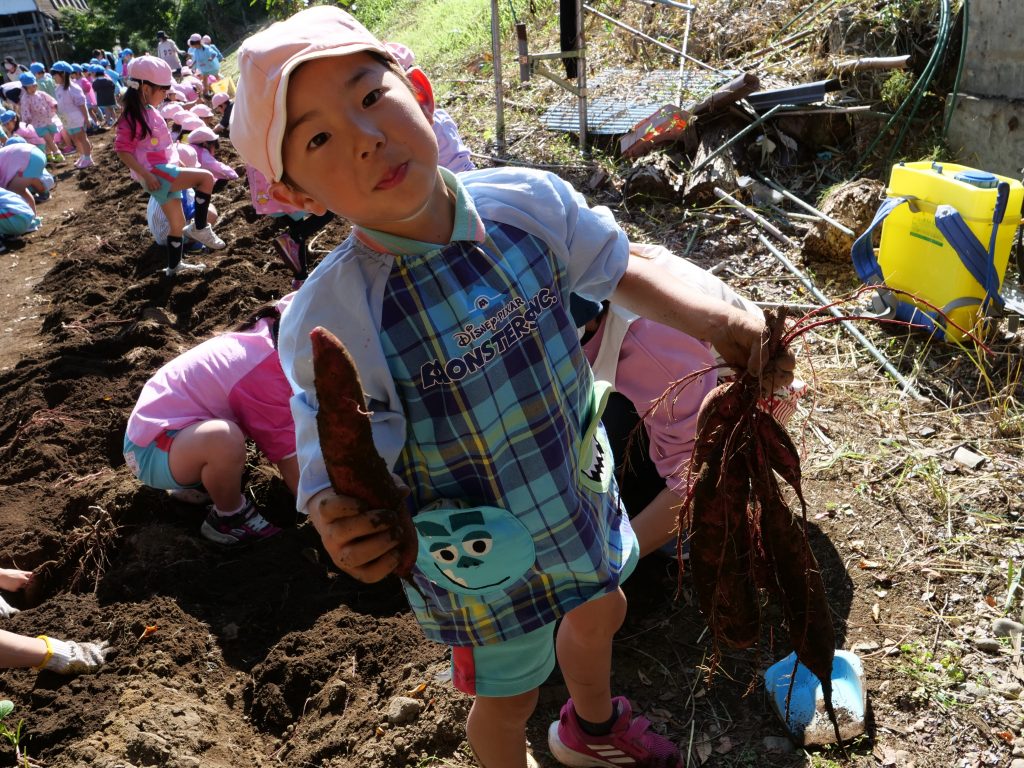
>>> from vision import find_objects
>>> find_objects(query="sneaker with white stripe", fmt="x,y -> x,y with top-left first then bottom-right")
547,696 -> 683,768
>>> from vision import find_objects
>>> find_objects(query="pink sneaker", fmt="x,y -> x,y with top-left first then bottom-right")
547,696 -> 683,767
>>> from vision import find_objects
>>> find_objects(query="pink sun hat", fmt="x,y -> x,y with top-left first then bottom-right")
187,126 -> 218,144
190,103 -> 214,118
159,102 -> 185,120
126,55 -> 173,88
176,143 -> 199,168
211,92 -> 230,109
231,5 -> 393,182
178,112 -> 205,131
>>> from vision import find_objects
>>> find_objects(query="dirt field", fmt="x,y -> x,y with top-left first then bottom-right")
0,74 -> 1022,768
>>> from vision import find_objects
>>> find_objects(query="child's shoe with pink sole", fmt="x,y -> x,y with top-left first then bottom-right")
548,696 -> 683,767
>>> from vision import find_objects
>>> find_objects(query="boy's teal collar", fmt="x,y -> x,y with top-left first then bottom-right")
356,167 -> 484,256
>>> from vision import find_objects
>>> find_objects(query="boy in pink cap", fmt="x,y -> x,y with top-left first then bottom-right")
231,8 -> 793,768
114,54 -> 226,276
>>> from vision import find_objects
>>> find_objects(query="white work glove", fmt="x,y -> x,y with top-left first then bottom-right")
0,595 -> 19,618
38,637 -> 110,675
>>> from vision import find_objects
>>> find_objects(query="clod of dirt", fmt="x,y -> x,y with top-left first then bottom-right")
801,178 -> 884,269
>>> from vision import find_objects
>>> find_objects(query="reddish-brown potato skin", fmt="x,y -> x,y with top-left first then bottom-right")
680,310 -> 839,741
311,326 -> 418,575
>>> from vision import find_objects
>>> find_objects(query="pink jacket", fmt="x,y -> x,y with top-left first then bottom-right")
125,305 -> 297,463
195,146 -> 237,181
114,105 -> 176,179
582,312 -> 715,495
20,90 -> 58,130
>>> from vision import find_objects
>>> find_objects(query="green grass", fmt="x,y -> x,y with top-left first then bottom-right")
358,0 -> 509,74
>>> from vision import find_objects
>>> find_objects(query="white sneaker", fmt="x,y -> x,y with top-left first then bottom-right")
164,259 -> 207,277
183,222 -> 226,250
75,155 -> 94,169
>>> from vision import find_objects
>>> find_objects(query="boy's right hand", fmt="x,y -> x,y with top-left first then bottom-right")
308,490 -> 402,583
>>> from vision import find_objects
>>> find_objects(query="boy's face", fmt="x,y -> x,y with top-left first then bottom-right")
275,53 -> 442,236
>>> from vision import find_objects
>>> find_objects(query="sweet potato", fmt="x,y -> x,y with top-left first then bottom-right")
754,452 -> 840,744
688,439 -> 760,649
310,326 -> 418,576
678,309 -> 842,743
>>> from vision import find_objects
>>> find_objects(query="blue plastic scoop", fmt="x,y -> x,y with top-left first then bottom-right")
764,650 -> 867,746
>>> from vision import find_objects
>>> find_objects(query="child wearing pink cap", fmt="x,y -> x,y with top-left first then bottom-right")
124,296 -> 298,545
114,54 -> 226,277
186,126 -> 237,187
230,8 -> 794,768
211,92 -> 232,138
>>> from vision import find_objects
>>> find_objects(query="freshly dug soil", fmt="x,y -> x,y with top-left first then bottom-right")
0,121 -> 1015,768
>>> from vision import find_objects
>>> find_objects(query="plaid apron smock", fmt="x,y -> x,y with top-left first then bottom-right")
379,223 -> 631,647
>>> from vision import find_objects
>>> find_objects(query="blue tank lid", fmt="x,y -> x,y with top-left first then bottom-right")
953,169 -> 998,189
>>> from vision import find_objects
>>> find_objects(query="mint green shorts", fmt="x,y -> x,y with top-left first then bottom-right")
450,538 -> 639,698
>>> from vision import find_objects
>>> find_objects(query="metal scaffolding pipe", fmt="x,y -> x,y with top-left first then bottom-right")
755,233 -> 927,401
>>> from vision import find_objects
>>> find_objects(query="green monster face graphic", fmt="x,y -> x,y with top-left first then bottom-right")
413,506 -> 536,596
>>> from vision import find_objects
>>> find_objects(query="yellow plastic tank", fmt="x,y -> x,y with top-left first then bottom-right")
877,161 -> 1024,340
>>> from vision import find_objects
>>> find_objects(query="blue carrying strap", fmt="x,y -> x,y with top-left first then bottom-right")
850,196 -> 944,335
850,183 -> 1011,338
933,180 -> 1009,315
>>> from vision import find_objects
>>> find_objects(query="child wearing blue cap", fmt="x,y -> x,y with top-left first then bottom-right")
0,109 -> 43,150
89,65 -> 118,126
18,73 -> 63,163
50,61 -> 93,168
28,63 -> 56,98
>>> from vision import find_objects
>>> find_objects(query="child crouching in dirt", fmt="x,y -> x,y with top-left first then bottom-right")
123,295 -> 298,546
573,243 -> 805,560
0,568 -> 108,674
113,55 -> 225,278
232,9 -> 794,768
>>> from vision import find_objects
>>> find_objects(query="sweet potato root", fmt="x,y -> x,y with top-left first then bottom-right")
310,326 -> 418,576
677,309 -> 842,743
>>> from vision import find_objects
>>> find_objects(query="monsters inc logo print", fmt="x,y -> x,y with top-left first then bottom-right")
420,287 -> 559,390
413,505 -> 536,596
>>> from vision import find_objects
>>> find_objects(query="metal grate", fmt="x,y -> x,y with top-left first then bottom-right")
540,67 -> 738,135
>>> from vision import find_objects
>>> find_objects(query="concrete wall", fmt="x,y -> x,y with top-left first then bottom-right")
946,0 -> 1024,178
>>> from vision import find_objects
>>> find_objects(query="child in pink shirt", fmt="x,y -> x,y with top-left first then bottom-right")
17,73 -> 62,162
50,62 -> 93,168
186,126 -> 237,183
114,55 -> 225,276
0,141 -> 48,214
578,243 -> 803,557
0,110 -> 44,147
123,295 -> 298,545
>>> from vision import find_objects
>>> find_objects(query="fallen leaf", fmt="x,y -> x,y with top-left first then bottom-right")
693,738 -> 712,764
714,735 -> 735,754
872,603 -> 881,622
